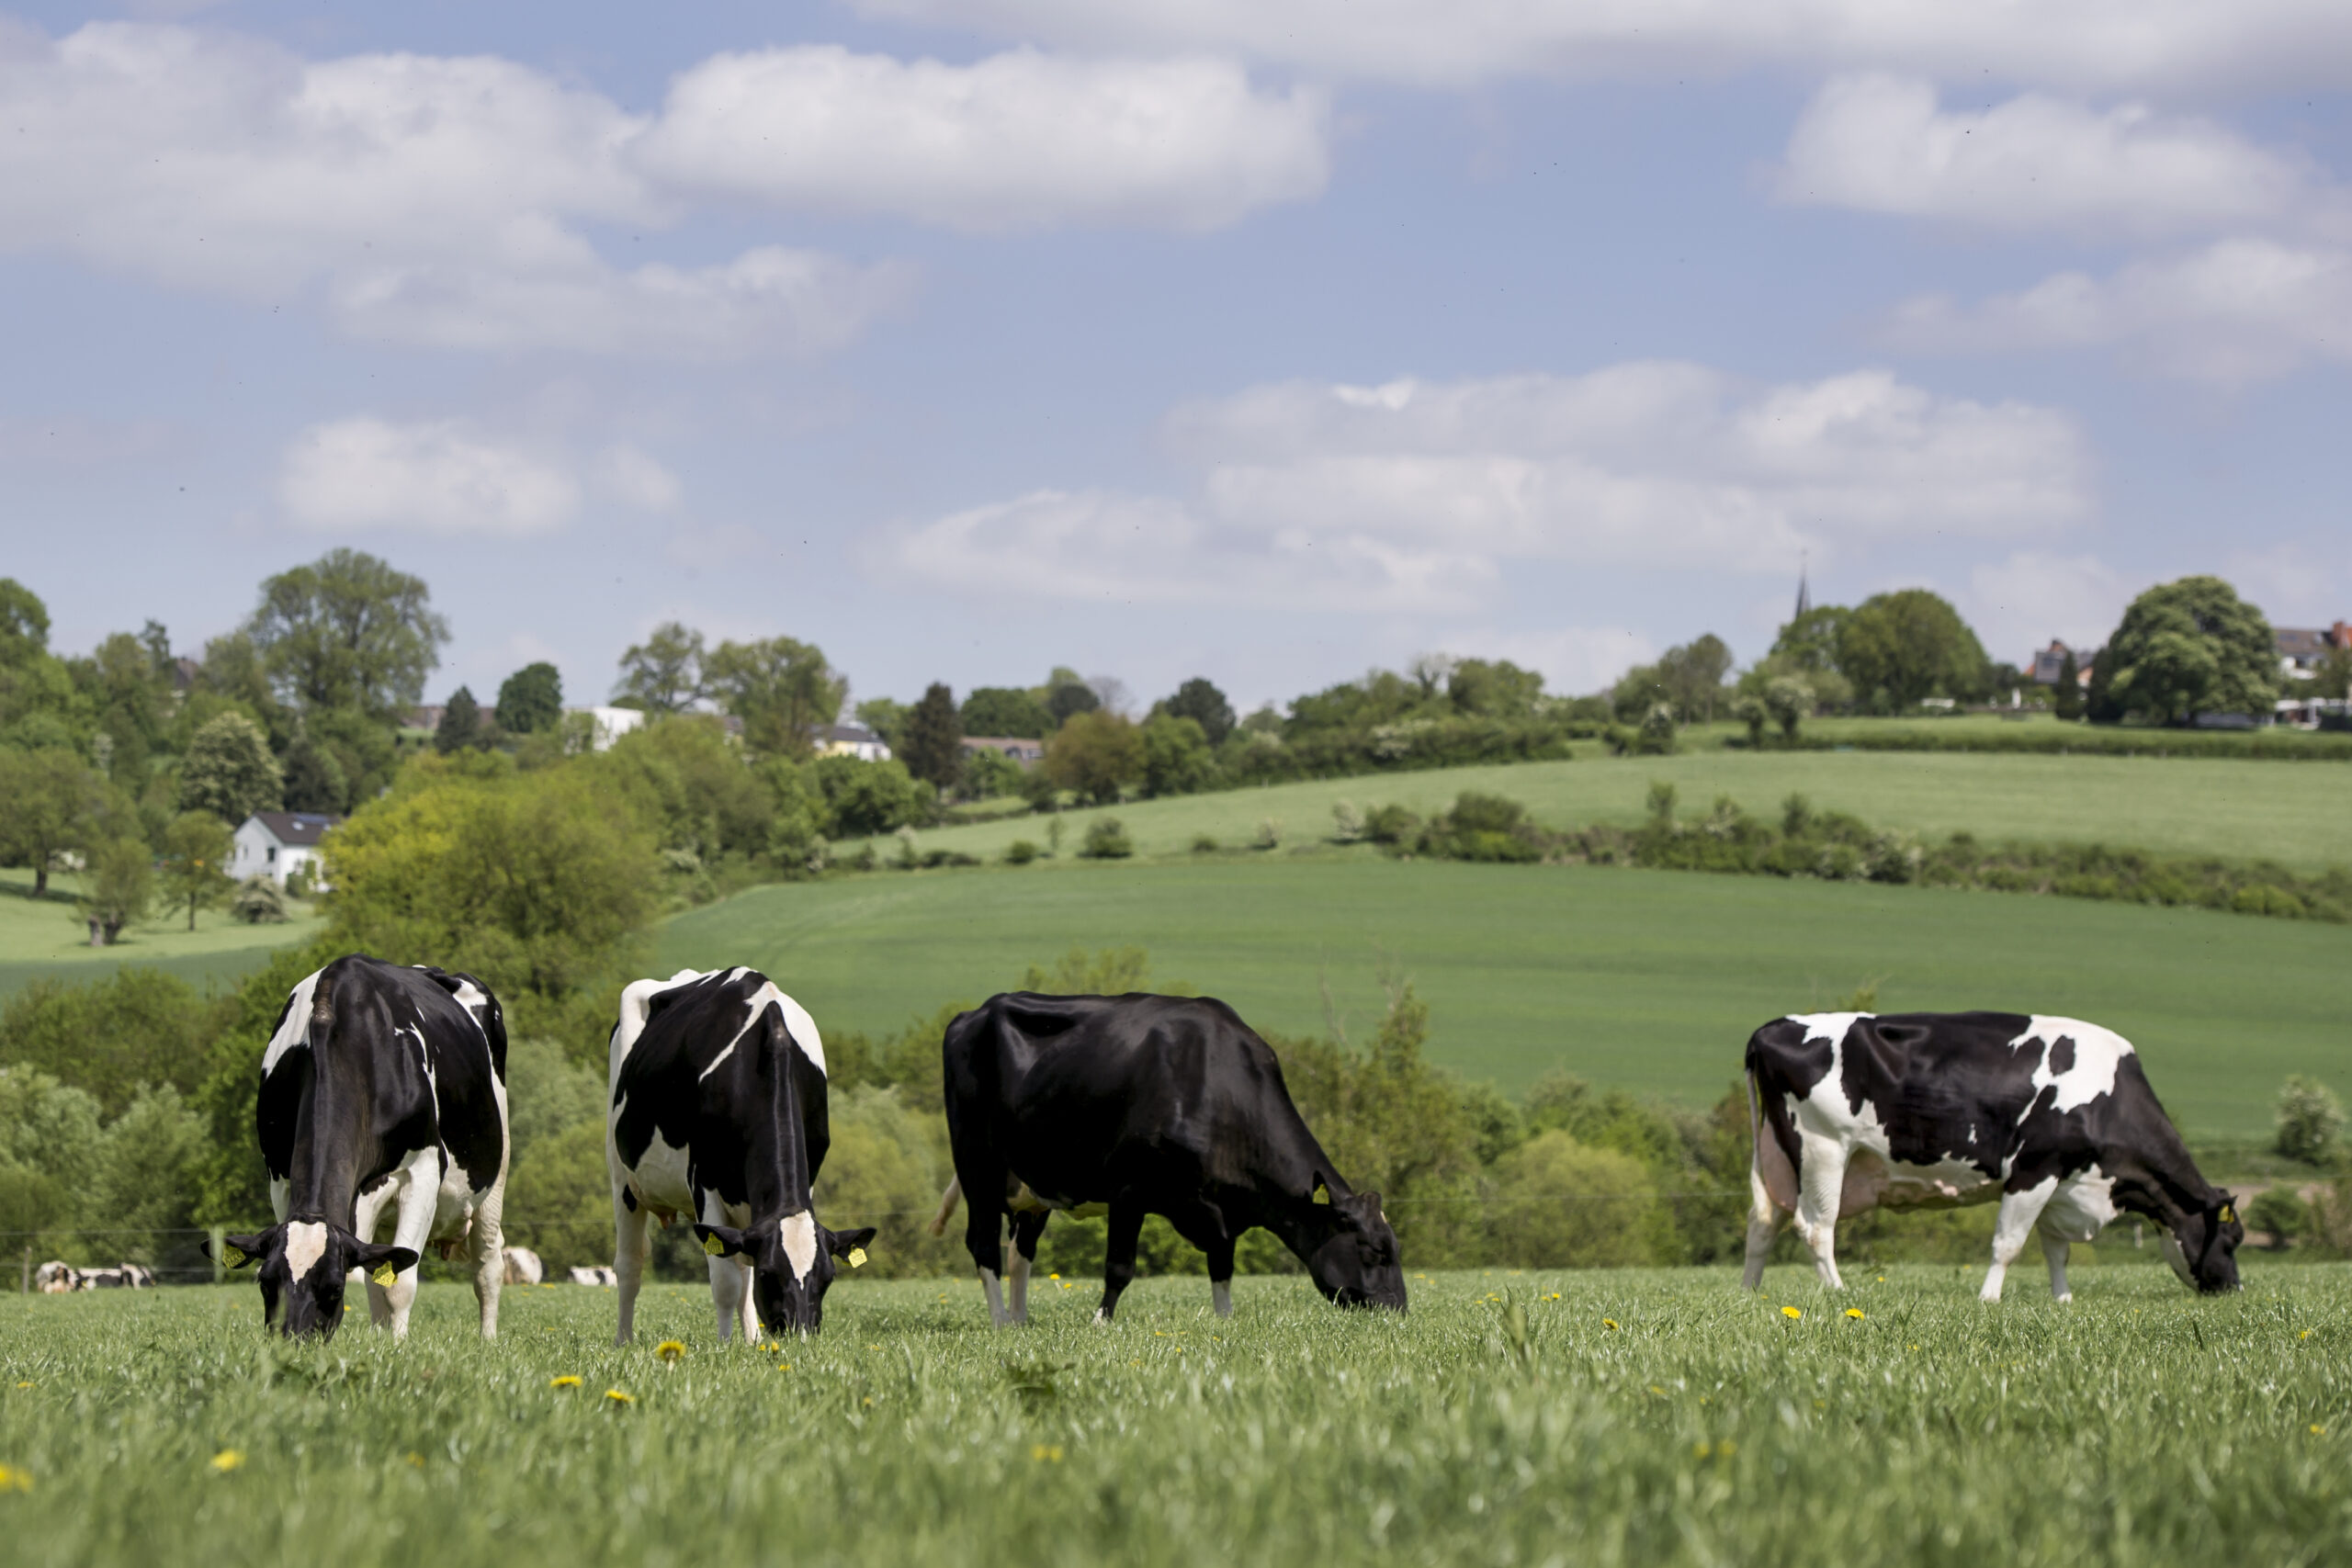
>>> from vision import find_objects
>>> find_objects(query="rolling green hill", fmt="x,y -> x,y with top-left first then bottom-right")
0,871 -> 325,1001
911,747 -> 2352,869
657,857 -> 2346,1141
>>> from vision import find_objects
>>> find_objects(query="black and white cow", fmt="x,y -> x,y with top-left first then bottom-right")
1743,1011 -> 2244,1302
605,968 -> 876,1344
933,991 -> 1408,1325
502,1247 -> 545,1285
208,954 -> 511,1338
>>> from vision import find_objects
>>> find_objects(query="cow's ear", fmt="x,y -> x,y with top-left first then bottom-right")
827,1226 -> 877,1263
353,1241 -> 420,1285
695,1224 -> 752,1259
211,1233 -> 268,1269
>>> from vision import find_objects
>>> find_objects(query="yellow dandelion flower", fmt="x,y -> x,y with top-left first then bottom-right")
654,1340 -> 685,1365
1693,1441 -> 1712,1459
1602,1318 -> 1620,1331
404,1453 -> 424,1468
604,1389 -> 634,1405
209,1450 -> 244,1473
1048,1272 -> 1060,1280
2301,1330 -> 2312,1340
1845,1308 -> 1865,1320
861,1396 -> 873,1407
12,1382 -> 28,1391
2313,1425 -> 2328,1437
549,1374 -> 582,1389
775,1362 -> 791,1371
1647,1385 -> 1666,1396
1719,1440 -> 1737,1456
1781,1305 -> 1803,1320
0,1465 -> 31,1494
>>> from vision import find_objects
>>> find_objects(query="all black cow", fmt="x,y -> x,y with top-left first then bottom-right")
933,992 -> 1408,1325
1743,1010 -> 2243,1302
605,968 -> 875,1344
210,954 -> 511,1338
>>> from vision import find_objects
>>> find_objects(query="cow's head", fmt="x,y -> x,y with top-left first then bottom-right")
694,1214 -> 878,1335
2161,1193 -> 2245,1294
206,1223 -> 418,1338
1301,1179 -> 1408,1312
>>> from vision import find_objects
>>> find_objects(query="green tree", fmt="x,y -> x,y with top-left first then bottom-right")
1446,659 -> 1544,720
0,747 -> 100,896
75,630 -> 170,789
2103,576 -> 2278,725
177,711 -> 282,824
1771,604 -> 1851,673
434,686 -> 486,752
280,730 -> 349,813
1488,1131 -> 1661,1268
899,682 -> 965,791
1140,712 -> 1215,797
704,637 -> 845,757
1836,590 -> 1990,710
808,756 -> 933,838
614,621 -> 705,714
245,548 -> 448,720
0,967 -> 223,1114
2052,649 -> 2084,720
496,661 -> 564,735
1763,674 -> 1813,743
158,810 -> 232,931
0,580 -> 86,748
0,578 -> 49,667
964,748 -> 1029,799
1161,678 -> 1237,745
854,697 -> 910,752
77,835 -> 154,946
1656,636 -> 1734,722
2276,1076 -> 2344,1166
960,686 -> 1056,739
1042,668 -> 1101,728
1044,709 -> 1144,804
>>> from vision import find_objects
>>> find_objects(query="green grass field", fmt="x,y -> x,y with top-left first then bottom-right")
921,746 -> 2352,869
0,872 -> 325,1003
3,1268 -> 2345,1567
659,859 -> 2348,1141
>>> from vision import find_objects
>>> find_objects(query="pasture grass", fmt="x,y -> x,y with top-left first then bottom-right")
658,859 -> 2351,1140
0,870 -> 324,1001
3,1267 -> 2345,1568
918,747 -> 2352,869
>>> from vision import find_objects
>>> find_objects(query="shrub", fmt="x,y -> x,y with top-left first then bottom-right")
1487,1131 -> 1660,1267
230,874 -> 288,924
2277,1076 -> 2345,1165
1331,800 -> 1364,842
1255,818 -> 1282,851
1636,703 -> 1678,754
1190,833 -> 1219,853
2245,1188 -> 2310,1248
1080,818 -> 1134,859
1004,839 -> 1040,865
1363,804 -> 1419,844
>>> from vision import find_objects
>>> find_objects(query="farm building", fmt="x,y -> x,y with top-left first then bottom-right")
961,735 -> 1045,765
813,723 -> 892,761
228,811 -> 342,888
2276,623 -> 2349,679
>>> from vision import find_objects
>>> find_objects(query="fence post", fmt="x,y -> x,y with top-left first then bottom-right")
19,1244 -> 28,1294
210,1224 -> 226,1286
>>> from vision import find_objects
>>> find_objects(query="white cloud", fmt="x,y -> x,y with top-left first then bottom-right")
1452,627 -> 1662,694
897,364 -> 2093,611
848,0 -> 2352,93
277,419 -> 580,536
595,445 -> 684,513
639,47 -> 1327,232
2226,545 -> 2345,629
0,22 -> 1320,356
1887,239 -> 2352,384
1966,550 -> 2128,659
1778,75 -> 2331,238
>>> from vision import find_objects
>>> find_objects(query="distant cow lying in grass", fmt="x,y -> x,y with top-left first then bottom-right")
933,991 -> 1408,1325
1744,1010 -> 2243,1302
33,1261 -> 153,1292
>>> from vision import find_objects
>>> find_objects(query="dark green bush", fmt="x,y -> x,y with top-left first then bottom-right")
1080,818 -> 1134,859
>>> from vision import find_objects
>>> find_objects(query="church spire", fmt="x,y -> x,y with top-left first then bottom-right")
1793,553 -> 1811,621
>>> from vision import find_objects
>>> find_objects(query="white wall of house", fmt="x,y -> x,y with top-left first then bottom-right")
573,705 -> 646,751
229,819 -> 323,887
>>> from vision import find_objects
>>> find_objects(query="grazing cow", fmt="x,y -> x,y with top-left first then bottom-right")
934,992 -> 1408,1325
208,954 -> 511,1338
1743,1011 -> 2245,1302
569,1265 -> 618,1287
606,968 -> 875,1344
503,1247 -> 545,1286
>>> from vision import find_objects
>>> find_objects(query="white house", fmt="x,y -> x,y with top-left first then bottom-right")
570,705 -> 647,751
230,811 -> 343,888
812,724 -> 892,761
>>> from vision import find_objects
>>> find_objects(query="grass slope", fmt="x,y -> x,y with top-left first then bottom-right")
918,747 -> 2352,869
659,860 -> 2347,1140
3,1269 -> 2345,1568
0,872 -> 324,1002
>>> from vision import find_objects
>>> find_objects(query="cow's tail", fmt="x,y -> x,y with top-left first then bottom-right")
1745,1067 -> 1777,1229
926,1176 -> 962,1237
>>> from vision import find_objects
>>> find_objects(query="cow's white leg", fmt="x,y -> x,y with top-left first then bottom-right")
381,1145 -> 443,1338
1007,1247 -> 1032,1325
2040,1228 -> 2075,1303
1793,1133 -> 1849,1291
353,1174 -> 401,1330
978,1267 -> 1008,1327
1212,1280 -> 1232,1318
612,1183 -> 650,1347
469,1175 -> 507,1340
1981,1178 -> 2058,1303
703,1192 -> 748,1343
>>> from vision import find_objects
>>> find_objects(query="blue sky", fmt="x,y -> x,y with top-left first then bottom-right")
6,1 -> 2349,715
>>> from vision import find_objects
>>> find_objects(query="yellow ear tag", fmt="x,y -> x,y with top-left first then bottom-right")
221,1245 -> 246,1268
847,1247 -> 867,1269
702,1234 -> 726,1257
371,1264 -> 399,1287
2220,1205 -> 2235,1224
1313,1186 -> 1330,1205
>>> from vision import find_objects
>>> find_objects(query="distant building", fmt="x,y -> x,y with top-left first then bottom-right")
229,811 -> 342,888
812,724 -> 892,762
960,736 -> 1046,765
571,706 -> 646,751
2276,623 -> 2349,679
2027,640 -> 2092,687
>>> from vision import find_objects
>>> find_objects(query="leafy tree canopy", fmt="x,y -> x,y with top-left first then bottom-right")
961,685 -> 1056,739
245,548 -> 447,720
1160,678 -> 1236,745
178,712 -> 282,825
1045,710 -> 1144,805
705,636 -> 844,757
613,621 -> 705,714
899,682 -> 964,791
435,687 -> 486,753
1770,605 -> 1851,673
1836,590 -> 1990,710
2104,575 -> 2277,725
496,661 -> 563,735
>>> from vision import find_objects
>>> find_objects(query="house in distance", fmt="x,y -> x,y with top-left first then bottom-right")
229,811 -> 342,888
